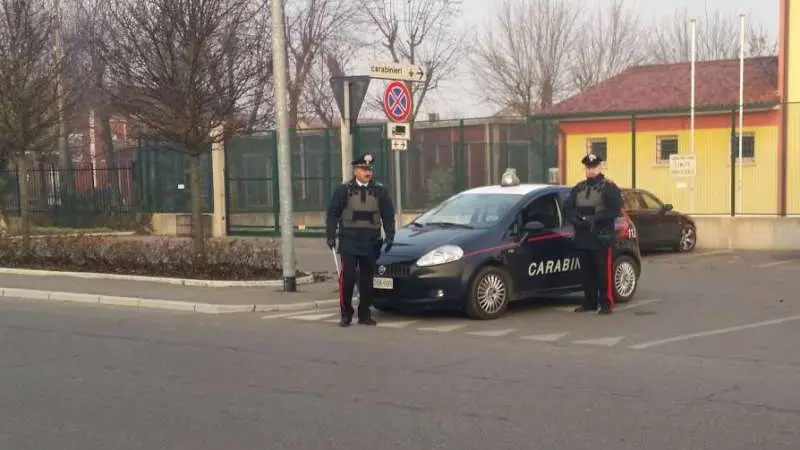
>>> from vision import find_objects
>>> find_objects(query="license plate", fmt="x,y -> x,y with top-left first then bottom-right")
373,277 -> 393,290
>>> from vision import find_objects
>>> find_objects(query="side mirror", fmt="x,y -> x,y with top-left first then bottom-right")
522,220 -> 545,233
663,204 -> 673,212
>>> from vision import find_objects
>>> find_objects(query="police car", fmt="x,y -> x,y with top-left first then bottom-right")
371,170 -> 642,320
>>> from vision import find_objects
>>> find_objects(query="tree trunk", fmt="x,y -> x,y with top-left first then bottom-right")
189,153 -> 205,259
17,155 -> 31,252
100,112 -> 119,192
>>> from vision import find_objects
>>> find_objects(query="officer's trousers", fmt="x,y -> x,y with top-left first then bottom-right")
339,254 -> 376,320
576,247 -> 615,311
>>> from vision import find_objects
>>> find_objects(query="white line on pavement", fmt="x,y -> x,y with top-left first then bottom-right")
620,299 -> 662,310
629,315 -> 800,350
757,259 -> 799,268
417,323 -> 468,333
377,320 -> 420,329
691,249 -> 735,258
572,336 -> 624,346
289,313 -> 339,321
519,332 -> 569,342
466,328 -> 517,338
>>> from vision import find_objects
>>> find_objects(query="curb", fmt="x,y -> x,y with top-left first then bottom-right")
0,268 -> 315,287
0,287 -> 339,314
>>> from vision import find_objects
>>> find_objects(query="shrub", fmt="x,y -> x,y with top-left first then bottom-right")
0,235 -> 285,280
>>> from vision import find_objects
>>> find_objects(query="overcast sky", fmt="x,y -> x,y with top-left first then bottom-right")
359,0 -> 779,120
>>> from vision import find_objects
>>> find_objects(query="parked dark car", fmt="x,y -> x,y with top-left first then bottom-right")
621,188 -> 696,253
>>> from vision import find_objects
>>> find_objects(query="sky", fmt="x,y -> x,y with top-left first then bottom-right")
354,0 -> 780,121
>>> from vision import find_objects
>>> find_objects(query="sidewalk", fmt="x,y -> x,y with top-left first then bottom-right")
0,273 -> 342,314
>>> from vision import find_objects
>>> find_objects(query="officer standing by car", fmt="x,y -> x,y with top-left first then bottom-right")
326,153 -> 395,327
564,153 -> 623,315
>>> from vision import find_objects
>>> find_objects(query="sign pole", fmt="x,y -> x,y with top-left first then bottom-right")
340,80 -> 352,182
394,139 -> 403,225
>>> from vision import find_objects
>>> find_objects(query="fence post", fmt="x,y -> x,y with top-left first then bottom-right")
730,108 -> 736,217
324,127 -> 332,204
631,114 -> 637,188
458,119 -> 466,190
540,118 -> 547,183
271,130 -> 281,231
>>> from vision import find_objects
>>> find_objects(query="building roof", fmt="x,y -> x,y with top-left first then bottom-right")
544,56 -> 779,116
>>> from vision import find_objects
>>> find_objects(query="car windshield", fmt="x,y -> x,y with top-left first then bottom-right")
411,193 -> 522,229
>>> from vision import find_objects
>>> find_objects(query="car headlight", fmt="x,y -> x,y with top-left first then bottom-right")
416,245 -> 464,267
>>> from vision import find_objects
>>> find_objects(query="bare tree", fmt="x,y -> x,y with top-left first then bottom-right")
571,0 -> 646,93
102,0 -> 262,256
357,0 -> 463,121
283,0 -> 355,128
649,7 -> 776,63
0,0 -> 74,249
469,0 -> 579,115
303,40 -> 355,127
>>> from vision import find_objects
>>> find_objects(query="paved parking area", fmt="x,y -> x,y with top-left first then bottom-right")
262,249 -> 800,364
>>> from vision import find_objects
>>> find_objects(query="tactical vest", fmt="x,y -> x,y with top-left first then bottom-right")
341,185 -> 381,230
574,180 -> 607,218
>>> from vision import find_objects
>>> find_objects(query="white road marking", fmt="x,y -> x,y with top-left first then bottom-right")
466,328 -> 517,338
572,336 -> 624,346
757,259 -> 798,268
261,308 -> 338,319
288,313 -> 339,321
557,305 -> 584,313
519,332 -> 569,342
691,249 -> 734,258
377,320 -> 420,329
417,323 -> 468,333
629,315 -> 800,350
620,298 -> 662,310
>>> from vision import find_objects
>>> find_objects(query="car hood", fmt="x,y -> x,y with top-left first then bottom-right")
384,225 -> 486,258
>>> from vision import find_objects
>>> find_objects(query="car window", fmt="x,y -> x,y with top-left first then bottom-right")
521,194 -> 561,229
622,191 -> 643,211
640,192 -> 664,210
414,193 -> 522,229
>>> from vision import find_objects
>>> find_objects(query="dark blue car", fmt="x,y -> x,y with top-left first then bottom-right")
372,175 -> 642,320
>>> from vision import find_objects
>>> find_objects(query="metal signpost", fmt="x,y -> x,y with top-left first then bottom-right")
331,61 -> 427,225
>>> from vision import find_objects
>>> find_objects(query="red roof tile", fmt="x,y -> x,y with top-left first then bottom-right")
545,56 -> 779,116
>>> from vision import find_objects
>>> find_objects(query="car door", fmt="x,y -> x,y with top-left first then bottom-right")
639,190 -> 680,244
506,193 -> 574,297
623,190 -> 658,247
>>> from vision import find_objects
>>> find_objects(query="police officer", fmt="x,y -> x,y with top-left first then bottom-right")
564,153 -> 623,315
326,153 -> 395,327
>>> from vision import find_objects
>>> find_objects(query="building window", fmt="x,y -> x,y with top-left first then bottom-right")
656,136 -> 678,164
731,133 -> 755,161
586,138 -> 607,160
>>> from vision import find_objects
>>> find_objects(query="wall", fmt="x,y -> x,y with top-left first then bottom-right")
785,0 -> 800,213
561,111 -> 780,215
693,216 -> 800,250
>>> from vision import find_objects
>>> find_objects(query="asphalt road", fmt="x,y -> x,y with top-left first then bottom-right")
1,249 -> 799,449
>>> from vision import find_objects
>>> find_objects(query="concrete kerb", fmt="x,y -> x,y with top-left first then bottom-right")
0,287 -> 338,315
0,267 -> 315,287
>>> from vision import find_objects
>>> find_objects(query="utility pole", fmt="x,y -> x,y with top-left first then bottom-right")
270,0 -> 297,291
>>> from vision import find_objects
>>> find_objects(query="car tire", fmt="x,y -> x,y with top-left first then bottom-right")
675,224 -> 697,253
465,266 -> 511,320
612,254 -> 639,304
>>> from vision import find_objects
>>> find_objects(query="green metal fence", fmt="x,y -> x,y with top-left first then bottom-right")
132,117 -> 559,237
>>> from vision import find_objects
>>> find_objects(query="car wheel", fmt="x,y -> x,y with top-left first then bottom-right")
612,255 -> 639,304
465,266 -> 510,320
675,224 -> 697,253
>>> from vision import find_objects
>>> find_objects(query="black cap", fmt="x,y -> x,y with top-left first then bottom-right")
581,153 -> 604,168
351,153 -> 375,169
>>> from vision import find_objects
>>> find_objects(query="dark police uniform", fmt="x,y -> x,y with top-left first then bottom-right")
326,153 -> 395,326
563,153 -> 623,315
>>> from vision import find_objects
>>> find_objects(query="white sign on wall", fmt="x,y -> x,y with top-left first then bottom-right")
669,154 -> 696,178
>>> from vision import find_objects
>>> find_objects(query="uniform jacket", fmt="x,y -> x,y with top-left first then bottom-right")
563,174 -> 623,250
326,178 -> 396,256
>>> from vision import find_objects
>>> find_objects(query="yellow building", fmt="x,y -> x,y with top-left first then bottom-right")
546,0 -> 800,217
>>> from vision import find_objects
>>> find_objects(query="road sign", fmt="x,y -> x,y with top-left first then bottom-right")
330,76 -> 371,133
386,122 -> 410,140
669,154 -> 696,177
391,139 -> 408,151
383,81 -> 412,122
369,62 -> 426,82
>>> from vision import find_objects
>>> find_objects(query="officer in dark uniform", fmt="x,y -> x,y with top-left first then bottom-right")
564,153 -> 623,315
326,153 -> 395,327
